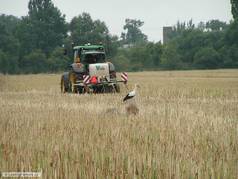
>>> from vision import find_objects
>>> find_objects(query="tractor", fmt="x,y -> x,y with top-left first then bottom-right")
61,44 -> 126,93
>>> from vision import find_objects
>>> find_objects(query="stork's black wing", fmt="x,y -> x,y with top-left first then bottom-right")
123,93 -> 134,102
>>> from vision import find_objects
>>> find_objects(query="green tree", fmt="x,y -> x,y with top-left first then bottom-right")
225,21 -> 238,46
168,20 -> 195,40
223,0 -> 238,68
0,50 -> 9,74
48,47 -> 70,72
70,13 -> 109,45
69,12 -> 118,58
197,21 -> 206,31
0,15 -> 20,74
193,47 -> 221,69
0,15 -> 20,34
128,45 -> 147,70
0,15 -> 20,55
21,50 -> 48,73
0,50 -> 19,74
121,19 -> 147,45
174,30 -> 205,66
164,20 -> 229,69
145,42 -> 163,67
206,20 -> 227,31
219,45 -> 238,68
15,17 -> 34,57
161,43 -> 183,70
70,13 -> 97,45
111,52 -> 131,71
231,0 -> 238,20
17,0 -> 67,56
105,35 -> 120,58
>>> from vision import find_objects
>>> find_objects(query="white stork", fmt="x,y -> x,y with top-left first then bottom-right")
123,84 -> 140,102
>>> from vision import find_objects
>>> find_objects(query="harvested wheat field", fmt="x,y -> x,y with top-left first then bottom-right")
0,70 -> 238,178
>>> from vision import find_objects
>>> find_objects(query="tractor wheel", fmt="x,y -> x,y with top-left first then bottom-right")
61,73 -> 70,93
103,85 -> 111,93
77,86 -> 85,94
61,77 -> 66,93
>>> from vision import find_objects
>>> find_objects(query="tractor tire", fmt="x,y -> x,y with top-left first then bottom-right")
77,86 -> 84,94
61,72 -> 70,93
102,85 -> 112,93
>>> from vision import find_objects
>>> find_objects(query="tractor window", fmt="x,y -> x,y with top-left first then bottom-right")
74,51 -> 78,59
74,50 -> 81,59
84,53 -> 105,64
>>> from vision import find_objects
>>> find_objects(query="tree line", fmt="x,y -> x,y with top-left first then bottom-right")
0,0 -> 237,74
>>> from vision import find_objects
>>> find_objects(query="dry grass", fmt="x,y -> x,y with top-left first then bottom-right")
125,104 -> 139,115
0,69 -> 237,178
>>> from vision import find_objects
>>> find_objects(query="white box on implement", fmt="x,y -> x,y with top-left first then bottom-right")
89,63 -> 110,79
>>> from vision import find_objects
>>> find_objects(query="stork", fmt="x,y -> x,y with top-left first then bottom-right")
123,84 -> 140,102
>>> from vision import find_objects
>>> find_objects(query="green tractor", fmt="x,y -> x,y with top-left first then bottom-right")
61,44 -> 126,93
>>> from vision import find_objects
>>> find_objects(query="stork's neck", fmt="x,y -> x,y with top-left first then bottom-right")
134,85 -> 138,92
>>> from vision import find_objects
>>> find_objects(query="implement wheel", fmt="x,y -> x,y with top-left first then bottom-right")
114,84 -> 120,93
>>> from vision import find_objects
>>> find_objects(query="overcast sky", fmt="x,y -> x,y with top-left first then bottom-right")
0,0 -> 233,42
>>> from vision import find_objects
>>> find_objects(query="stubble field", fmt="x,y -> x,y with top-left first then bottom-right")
0,70 -> 237,178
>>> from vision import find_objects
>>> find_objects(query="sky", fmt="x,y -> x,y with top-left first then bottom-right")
0,0 -> 233,42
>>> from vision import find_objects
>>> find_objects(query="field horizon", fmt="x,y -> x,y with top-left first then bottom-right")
0,69 -> 237,178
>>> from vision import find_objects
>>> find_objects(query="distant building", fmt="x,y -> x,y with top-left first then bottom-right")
163,26 -> 173,44
122,44 -> 134,48
118,43 -> 135,49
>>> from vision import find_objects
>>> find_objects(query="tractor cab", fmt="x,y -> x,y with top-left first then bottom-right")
82,51 -> 106,64
73,44 -> 105,64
